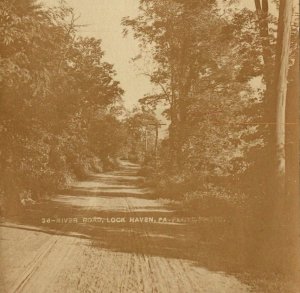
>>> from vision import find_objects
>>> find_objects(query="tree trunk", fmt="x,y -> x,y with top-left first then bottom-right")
274,0 -> 293,187
285,48 -> 300,285
254,0 -> 272,84
251,0 -> 297,276
267,0 -> 298,278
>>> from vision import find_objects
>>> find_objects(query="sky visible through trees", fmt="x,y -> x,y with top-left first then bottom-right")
0,0 -> 299,292
43,0 -> 154,110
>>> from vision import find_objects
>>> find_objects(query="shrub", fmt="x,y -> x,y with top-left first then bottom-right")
183,184 -> 247,217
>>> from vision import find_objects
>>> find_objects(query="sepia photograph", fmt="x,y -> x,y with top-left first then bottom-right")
0,0 -> 299,292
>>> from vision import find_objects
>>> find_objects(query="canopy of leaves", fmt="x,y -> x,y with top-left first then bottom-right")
0,0 -> 125,212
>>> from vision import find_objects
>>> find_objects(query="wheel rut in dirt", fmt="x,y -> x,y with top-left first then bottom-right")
1,160 -> 251,293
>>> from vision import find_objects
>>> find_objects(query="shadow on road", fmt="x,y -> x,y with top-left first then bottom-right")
2,161 -> 248,278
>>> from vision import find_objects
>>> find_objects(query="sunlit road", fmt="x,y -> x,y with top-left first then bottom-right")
0,161 -> 250,293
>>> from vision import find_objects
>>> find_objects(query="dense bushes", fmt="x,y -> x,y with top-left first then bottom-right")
124,2 -> 299,286
0,0 -> 125,215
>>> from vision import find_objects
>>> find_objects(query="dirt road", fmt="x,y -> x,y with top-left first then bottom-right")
0,161 -> 251,293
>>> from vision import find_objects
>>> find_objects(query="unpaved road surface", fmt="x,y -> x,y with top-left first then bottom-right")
0,161 -> 251,293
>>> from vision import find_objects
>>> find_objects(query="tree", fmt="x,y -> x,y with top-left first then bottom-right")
254,0 -> 273,96
123,108 -> 158,163
272,0 -> 299,279
123,0 -> 299,281
274,0 -> 294,186
0,0 -> 125,213
123,0 -> 265,181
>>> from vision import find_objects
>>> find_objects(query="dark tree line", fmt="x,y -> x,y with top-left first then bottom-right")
0,0 -> 298,289
0,0 -> 126,214
123,0 -> 299,288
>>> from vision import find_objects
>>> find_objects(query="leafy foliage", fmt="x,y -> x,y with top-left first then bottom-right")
0,0 -> 124,214
123,0 -> 268,190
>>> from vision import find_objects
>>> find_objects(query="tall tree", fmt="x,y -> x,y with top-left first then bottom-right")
274,0 -> 294,187
254,0 -> 273,95
0,0 -> 124,213
274,0 -> 299,278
